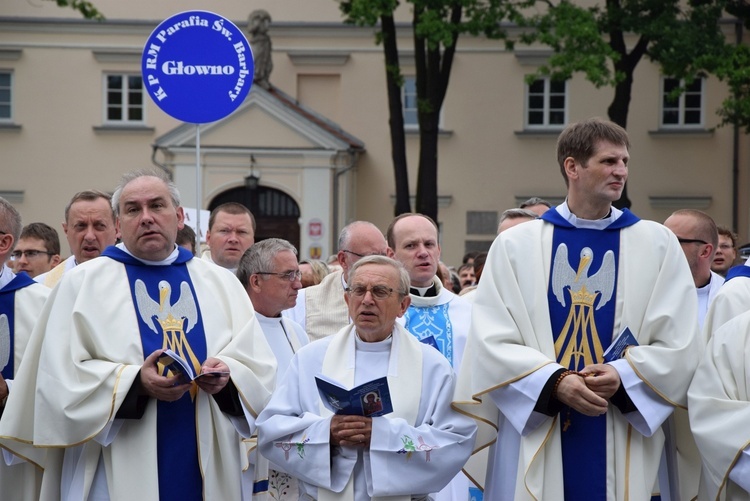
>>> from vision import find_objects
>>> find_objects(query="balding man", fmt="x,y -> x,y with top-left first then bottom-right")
387,212 -> 473,501
283,221 -> 388,342
0,171 -> 275,500
497,208 -> 538,234
664,209 -> 723,330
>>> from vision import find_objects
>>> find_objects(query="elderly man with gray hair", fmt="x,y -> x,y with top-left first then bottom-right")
258,255 -> 477,501
237,238 -> 309,500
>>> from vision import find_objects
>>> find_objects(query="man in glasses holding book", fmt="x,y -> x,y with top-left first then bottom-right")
258,255 -> 476,501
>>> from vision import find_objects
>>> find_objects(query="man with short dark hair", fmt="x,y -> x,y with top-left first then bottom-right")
258,255 -> 476,500
12,222 -> 61,278
36,190 -> 118,288
203,202 -> 255,271
455,118 -> 701,499
712,225 -> 738,277
0,171 -> 276,500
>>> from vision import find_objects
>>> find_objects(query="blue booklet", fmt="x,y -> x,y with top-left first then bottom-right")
158,349 -> 229,383
315,374 -> 393,417
603,327 -> 639,363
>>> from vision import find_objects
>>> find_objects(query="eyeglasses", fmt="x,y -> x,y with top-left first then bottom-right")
345,284 -> 402,300
256,270 -> 302,282
10,249 -> 54,260
677,237 -> 708,245
341,249 -> 388,259
718,244 -> 734,250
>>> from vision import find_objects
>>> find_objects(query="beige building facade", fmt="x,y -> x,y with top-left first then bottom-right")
1,0 -> 748,265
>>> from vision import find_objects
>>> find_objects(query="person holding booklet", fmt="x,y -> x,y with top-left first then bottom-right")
0,171 -> 276,500
257,255 -> 477,500
453,118 -> 702,500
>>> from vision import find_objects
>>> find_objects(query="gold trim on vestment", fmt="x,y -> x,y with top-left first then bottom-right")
624,351 -> 686,410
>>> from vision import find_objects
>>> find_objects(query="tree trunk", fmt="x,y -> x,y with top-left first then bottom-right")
607,72 -> 633,209
380,14 -> 411,215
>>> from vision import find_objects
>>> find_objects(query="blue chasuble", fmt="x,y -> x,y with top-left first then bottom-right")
0,272 -> 36,380
103,246 -> 206,501
542,209 -> 639,500
402,303 -> 455,366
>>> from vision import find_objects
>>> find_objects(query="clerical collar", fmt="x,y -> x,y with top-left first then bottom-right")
558,200 -> 623,230
116,242 -> 180,266
410,283 -> 437,297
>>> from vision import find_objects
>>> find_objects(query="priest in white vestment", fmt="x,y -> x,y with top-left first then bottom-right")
239,237 -> 310,500
453,118 -> 701,500
688,310 -> 750,501
258,255 -> 477,500
0,171 -> 276,501
0,197 -> 51,500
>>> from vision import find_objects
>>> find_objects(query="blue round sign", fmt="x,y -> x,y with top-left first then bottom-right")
142,11 -> 254,124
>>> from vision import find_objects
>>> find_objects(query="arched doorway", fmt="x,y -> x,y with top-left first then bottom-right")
209,186 -> 301,250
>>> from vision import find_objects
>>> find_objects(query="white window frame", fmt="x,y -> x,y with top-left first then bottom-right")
401,76 -> 444,131
660,77 -> 705,128
103,73 -> 145,124
524,77 -> 568,129
0,71 -> 13,122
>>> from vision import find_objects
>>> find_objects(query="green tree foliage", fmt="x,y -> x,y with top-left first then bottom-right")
513,0 -> 729,208
47,0 -> 104,19
340,0 -> 518,220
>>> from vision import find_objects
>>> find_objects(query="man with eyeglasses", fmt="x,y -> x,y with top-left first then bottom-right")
36,190 -> 118,288
12,222 -> 61,278
454,118 -> 701,500
0,197 -> 50,499
258,255 -> 476,501
284,220 -> 389,342
203,202 -> 255,272
238,238 -> 309,500
661,209 -> 723,500
0,171 -> 276,500
664,209 -> 724,330
711,225 -> 738,277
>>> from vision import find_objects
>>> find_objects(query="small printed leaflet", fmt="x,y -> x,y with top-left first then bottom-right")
315,374 -> 393,417
158,349 -> 229,383
603,327 -> 639,363
419,335 -> 439,350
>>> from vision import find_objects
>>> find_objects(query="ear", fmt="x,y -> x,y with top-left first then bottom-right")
50,254 -> 61,267
386,247 -> 395,258
702,244 -> 714,259
249,274 -> 264,294
396,294 -> 411,318
0,234 -> 13,257
176,207 -> 185,230
563,156 -> 579,181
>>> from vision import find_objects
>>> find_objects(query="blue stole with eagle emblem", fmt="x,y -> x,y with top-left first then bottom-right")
103,246 -> 205,500
0,272 -> 36,380
542,208 -> 639,500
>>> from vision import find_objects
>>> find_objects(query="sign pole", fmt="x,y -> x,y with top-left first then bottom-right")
195,124 -> 201,252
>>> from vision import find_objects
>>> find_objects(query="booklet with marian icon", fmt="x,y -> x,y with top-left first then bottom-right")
315,374 -> 393,417
603,327 -> 639,363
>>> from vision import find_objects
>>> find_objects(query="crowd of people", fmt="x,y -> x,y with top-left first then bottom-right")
0,117 -> 748,500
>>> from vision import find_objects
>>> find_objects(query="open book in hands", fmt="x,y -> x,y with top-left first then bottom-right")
158,349 -> 229,383
315,374 -> 393,417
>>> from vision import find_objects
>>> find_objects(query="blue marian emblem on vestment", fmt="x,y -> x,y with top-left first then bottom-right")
551,244 -> 615,368
134,279 -> 200,388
